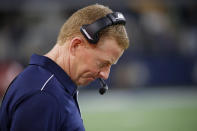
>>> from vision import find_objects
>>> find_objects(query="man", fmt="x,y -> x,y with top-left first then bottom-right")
0,4 -> 129,131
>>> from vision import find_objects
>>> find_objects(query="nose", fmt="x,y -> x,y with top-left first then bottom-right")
98,67 -> 111,80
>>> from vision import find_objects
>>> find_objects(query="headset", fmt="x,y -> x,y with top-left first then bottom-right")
80,12 -> 126,94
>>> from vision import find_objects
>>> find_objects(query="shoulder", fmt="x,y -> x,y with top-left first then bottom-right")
14,90 -> 60,113
9,91 -> 62,131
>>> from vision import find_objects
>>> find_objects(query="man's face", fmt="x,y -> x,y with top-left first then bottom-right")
71,37 -> 124,86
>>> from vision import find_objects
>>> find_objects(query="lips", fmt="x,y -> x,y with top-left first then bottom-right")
86,77 -> 95,82
82,74 -> 97,83
85,74 -> 96,79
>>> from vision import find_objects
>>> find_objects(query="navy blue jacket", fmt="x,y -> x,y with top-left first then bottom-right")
0,54 -> 85,131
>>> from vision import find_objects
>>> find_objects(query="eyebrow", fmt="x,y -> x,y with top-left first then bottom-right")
113,60 -> 118,65
101,58 -> 117,66
112,57 -> 119,65
108,58 -> 117,65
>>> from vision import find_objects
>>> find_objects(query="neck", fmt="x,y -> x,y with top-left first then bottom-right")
44,44 -> 70,77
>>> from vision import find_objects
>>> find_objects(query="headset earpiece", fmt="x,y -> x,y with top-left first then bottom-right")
80,12 -> 126,44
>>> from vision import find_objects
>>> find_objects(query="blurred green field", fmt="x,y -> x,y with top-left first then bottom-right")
79,89 -> 197,131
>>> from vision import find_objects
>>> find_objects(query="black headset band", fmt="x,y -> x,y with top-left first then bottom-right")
80,12 -> 126,44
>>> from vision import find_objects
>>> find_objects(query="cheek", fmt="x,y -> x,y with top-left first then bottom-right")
78,57 -> 98,75
84,62 -> 98,73
77,48 -> 100,75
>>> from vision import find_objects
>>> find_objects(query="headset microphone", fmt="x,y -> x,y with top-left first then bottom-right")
98,78 -> 108,95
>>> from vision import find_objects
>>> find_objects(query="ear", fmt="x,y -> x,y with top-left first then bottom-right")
69,37 -> 85,56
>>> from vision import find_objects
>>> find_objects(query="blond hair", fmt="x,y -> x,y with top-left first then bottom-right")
57,4 -> 129,49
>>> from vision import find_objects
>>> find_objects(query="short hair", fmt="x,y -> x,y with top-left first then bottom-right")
57,4 -> 129,50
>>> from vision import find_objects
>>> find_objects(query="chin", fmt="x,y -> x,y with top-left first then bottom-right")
76,77 -> 95,86
78,80 -> 92,87
80,82 -> 91,86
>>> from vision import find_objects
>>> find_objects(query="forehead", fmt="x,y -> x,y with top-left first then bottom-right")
95,38 -> 124,64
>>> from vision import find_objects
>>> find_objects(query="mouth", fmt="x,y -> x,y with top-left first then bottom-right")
86,77 -> 95,82
80,74 -> 97,85
79,77 -> 95,86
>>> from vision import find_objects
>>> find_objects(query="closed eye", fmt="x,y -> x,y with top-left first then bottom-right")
99,61 -> 111,68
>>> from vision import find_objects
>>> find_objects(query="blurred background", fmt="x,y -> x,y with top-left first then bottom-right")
0,0 -> 197,130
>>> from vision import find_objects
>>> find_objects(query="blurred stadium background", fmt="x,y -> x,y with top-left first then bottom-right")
0,0 -> 197,130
